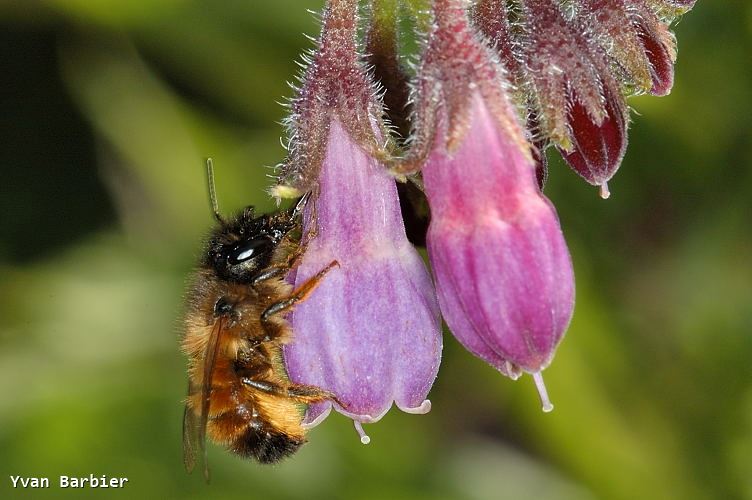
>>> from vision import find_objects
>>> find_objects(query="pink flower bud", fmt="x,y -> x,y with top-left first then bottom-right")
399,0 -> 574,410
424,92 -> 574,410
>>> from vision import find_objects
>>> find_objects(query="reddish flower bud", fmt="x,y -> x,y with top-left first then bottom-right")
557,83 -> 628,199
578,0 -> 654,91
631,1 -> 679,96
517,0 -> 629,195
468,0 -> 695,194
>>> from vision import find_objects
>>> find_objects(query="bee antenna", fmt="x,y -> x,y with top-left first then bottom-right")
205,158 -> 225,224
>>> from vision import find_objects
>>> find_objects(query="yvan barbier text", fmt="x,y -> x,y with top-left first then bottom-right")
10,475 -> 129,489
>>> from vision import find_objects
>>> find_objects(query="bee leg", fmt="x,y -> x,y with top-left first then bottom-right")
241,378 -> 308,401
240,378 -> 341,406
287,384 -> 343,406
251,235 -> 314,285
240,378 -> 286,395
251,266 -> 288,285
261,260 -> 339,322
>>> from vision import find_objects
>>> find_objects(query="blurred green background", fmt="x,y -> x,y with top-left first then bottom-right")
1,1 -> 750,499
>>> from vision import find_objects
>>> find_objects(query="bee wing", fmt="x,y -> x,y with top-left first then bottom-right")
183,316 -> 226,483
182,381 -> 200,473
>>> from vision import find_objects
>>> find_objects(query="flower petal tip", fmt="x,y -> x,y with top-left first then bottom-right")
396,399 -> 432,415
301,404 -> 333,430
504,361 -> 522,380
532,371 -> 554,413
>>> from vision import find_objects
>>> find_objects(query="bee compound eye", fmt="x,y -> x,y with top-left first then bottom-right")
227,237 -> 273,265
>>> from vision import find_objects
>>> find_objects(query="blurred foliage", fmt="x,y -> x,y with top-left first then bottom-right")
1,0 -> 751,499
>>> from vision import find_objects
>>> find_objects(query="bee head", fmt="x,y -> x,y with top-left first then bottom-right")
205,206 -> 299,283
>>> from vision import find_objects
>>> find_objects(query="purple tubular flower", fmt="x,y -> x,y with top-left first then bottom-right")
285,119 -> 441,441
274,0 -> 441,442
424,93 -> 574,410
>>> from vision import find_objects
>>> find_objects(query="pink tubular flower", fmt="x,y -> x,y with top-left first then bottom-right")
395,0 -> 574,409
273,0 -> 441,441
425,92 -> 574,409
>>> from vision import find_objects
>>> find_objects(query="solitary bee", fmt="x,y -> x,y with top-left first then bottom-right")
182,159 -> 338,480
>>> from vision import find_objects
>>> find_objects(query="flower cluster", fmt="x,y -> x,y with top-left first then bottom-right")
272,0 -> 695,438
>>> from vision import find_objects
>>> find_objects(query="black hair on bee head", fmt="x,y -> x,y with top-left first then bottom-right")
204,205 -> 300,284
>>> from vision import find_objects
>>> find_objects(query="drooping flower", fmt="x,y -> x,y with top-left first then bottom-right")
273,0 -> 442,441
285,119 -> 441,440
394,0 -> 574,409
425,92 -> 575,409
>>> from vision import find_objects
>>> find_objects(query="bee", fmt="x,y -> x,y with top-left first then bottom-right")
182,159 -> 338,480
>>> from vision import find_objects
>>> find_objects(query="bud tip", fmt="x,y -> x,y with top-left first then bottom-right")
532,371 -> 554,413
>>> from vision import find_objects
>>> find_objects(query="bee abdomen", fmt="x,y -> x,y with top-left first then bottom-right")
231,426 -> 305,464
